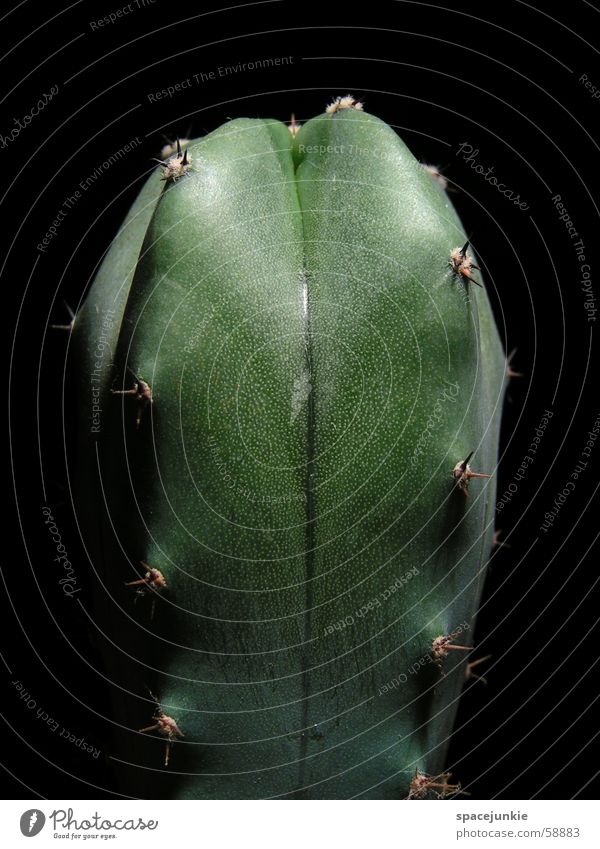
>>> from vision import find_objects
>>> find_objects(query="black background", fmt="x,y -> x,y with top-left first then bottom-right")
2,0 -> 599,799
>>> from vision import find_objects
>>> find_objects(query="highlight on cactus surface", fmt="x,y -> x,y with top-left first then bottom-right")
70,97 -> 507,799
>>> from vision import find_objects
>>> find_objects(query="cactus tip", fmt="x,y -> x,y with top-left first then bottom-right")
288,113 -> 301,137
326,95 -> 364,114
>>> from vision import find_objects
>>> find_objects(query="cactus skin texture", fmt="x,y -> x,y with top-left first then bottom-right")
72,103 -> 506,799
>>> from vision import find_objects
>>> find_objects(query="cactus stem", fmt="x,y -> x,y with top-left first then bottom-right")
110,369 -> 152,429
449,242 -> 482,286
139,693 -> 184,767
465,654 -> 492,684
73,104 -> 507,798
326,95 -> 364,114
452,453 -> 491,495
407,769 -> 465,799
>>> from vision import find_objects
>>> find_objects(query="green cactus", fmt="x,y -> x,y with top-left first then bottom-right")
71,97 -> 506,799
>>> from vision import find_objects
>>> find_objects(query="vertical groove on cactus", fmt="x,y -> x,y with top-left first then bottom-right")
298,266 -> 317,792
